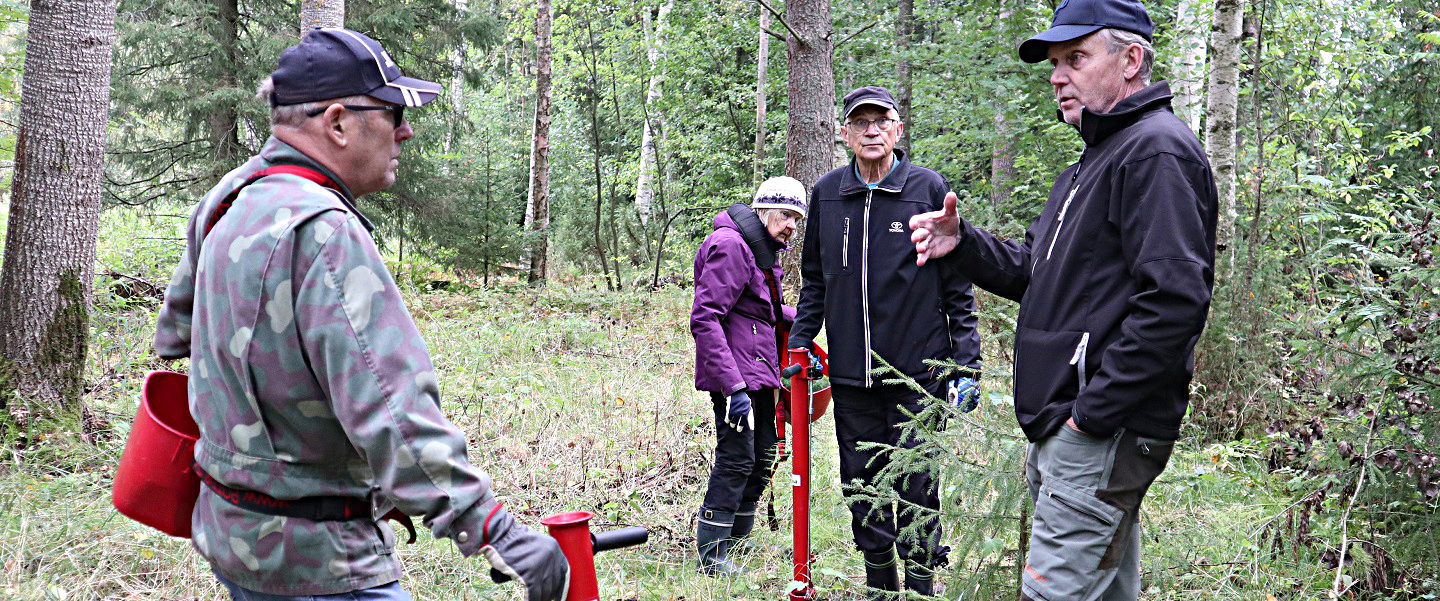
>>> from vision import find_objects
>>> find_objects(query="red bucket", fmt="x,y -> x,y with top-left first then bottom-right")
113,370 -> 199,538
779,344 -> 831,423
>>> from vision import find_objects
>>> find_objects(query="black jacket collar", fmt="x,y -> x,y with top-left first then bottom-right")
1065,81 -> 1175,147
840,148 -> 912,196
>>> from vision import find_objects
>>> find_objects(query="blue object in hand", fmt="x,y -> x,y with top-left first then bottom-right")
725,390 -> 754,432
948,377 -> 980,413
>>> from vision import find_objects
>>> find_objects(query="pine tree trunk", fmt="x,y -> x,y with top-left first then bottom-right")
782,0 -> 835,290
301,0 -> 344,34
525,0 -> 554,284
752,7 -> 769,186
0,0 -> 120,426
1171,0 -> 1209,133
895,0 -> 914,151
1205,0 -> 1242,261
209,0 -> 241,173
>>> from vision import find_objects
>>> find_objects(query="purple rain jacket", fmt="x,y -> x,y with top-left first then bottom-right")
691,207 -> 797,394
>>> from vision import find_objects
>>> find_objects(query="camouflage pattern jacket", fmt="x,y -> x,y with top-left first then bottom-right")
155,137 -> 499,594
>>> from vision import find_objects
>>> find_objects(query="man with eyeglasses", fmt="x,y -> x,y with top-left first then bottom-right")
788,85 -> 982,598
154,28 -> 568,601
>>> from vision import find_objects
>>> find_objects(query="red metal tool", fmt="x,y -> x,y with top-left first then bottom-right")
493,511 -> 648,601
780,348 -> 825,600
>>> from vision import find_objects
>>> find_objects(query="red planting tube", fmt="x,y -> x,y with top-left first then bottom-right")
534,511 -> 648,601
785,347 -> 816,600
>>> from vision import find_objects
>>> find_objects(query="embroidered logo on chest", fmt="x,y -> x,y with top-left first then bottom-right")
889,221 -> 904,233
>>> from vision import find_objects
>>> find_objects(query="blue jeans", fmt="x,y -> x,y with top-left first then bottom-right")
214,569 -> 413,601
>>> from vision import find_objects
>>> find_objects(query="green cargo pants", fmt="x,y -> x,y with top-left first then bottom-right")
1020,426 -> 1174,601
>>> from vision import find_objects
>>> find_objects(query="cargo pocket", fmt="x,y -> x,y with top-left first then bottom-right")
1025,479 -> 1125,600
1013,327 -> 1090,418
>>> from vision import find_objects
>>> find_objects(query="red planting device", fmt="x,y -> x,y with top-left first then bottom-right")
492,511 -> 648,601
779,345 -> 829,601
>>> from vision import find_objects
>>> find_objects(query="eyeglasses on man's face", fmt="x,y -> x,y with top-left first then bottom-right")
306,104 -> 405,128
845,117 -> 900,134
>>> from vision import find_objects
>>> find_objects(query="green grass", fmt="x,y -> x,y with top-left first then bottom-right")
0,209 -> 1399,599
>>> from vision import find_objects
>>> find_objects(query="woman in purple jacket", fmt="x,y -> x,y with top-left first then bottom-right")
689,177 -> 807,575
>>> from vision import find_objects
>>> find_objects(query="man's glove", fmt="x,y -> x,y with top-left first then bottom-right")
724,390 -> 754,432
481,506 -> 571,601
947,377 -> 980,413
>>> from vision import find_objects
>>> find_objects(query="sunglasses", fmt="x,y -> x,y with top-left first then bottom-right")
305,104 -> 405,128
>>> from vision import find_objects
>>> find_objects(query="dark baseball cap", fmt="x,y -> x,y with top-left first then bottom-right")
842,86 -> 899,120
270,28 -> 442,107
1017,0 -> 1154,63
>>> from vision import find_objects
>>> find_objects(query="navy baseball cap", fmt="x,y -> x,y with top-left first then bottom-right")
270,28 -> 441,107
1017,0 -> 1154,63
842,86 -> 899,119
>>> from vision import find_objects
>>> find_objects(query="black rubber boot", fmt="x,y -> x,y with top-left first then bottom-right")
731,501 -> 758,541
696,507 -> 741,576
863,548 -> 900,600
904,560 -> 935,595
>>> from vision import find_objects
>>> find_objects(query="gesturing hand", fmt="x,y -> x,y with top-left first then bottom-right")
909,191 -> 963,266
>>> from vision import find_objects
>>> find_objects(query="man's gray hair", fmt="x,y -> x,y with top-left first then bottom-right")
1100,28 -> 1154,84
255,76 -> 369,128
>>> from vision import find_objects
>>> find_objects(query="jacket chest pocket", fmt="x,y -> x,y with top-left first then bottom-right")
819,202 -> 853,276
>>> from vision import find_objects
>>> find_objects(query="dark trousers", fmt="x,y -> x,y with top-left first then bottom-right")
701,388 -> 779,512
832,380 -> 946,564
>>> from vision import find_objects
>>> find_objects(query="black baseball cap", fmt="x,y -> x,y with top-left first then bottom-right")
270,28 -> 442,107
842,86 -> 899,120
1017,0 -> 1154,63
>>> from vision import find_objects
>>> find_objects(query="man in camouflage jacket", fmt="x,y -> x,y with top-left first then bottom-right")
154,29 -> 568,600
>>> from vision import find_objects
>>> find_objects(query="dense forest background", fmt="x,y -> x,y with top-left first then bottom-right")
0,0 -> 1437,598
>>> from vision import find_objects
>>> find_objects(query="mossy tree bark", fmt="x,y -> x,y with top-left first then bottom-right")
0,0 -> 120,428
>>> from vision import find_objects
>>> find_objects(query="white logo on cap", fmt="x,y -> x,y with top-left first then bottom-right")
381,51 -> 396,68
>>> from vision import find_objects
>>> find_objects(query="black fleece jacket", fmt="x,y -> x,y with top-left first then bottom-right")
790,149 -> 981,388
943,82 -> 1217,442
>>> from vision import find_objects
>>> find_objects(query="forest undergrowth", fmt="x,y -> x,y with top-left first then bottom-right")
2,208 -> 1431,600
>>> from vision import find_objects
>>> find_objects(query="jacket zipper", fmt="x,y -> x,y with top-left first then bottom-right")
1034,151 -> 1087,275
842,218 -> 850,269
1069,331 -> 1091,394
862,189 -> 874,387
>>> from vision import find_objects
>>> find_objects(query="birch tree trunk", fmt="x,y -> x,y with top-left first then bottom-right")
445,0 -> 469,156
991,111 -> 1015,209
0,0 -> 120,424
1171,0 -> 1209,133
301,0 -> 344,34
752,6 -> 769,186
781,0 -> 834,289
635,0 -> 672,224
525,0 -> 555,284
1205,0 -> 1242,257
895,0 -> 914,151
